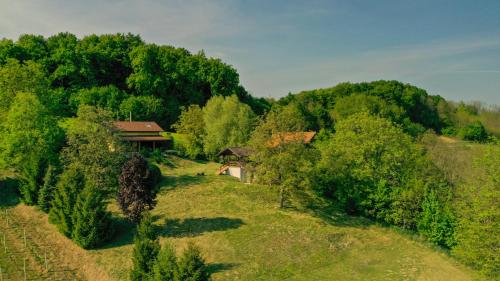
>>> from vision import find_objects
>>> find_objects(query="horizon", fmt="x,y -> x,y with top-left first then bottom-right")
1,0 -> 499,104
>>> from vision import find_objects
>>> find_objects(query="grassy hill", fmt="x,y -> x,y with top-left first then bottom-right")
1,156 -> 484,281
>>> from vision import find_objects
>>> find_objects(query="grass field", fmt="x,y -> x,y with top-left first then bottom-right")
1,156 -> 484,281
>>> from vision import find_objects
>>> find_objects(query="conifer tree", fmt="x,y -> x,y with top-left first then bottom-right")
152,243 -> 178,281
37,164 -> 59,213
130,212 -> 160,281
176,243 -> 210,281
48,165 -> 84,237
71,183 -> 114,249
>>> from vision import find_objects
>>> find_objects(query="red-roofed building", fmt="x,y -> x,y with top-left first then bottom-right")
114,121 -> 168,151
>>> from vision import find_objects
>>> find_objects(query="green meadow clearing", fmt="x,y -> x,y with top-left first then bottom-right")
1,154 -> 485,281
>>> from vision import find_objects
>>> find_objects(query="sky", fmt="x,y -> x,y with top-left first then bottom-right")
1,0 -> 499,104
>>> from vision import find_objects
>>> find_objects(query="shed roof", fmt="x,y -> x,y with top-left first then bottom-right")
268,131 -> 317,147
114,121 -> 164,132
217,147 -> 253,157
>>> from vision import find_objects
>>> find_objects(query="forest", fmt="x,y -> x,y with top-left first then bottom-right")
0,33 -> 499,280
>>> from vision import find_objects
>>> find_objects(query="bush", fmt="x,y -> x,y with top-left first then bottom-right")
37,164 -> 59,213
176,243 -> 210,281
152,243 -> 178,281
441,126 -> 457,136
459,121 -> 488,142
118,154 -> 158,222
452,146 -> 499,276
71,183 -> 114,249
417,190 -> 456,248
48,165 -> 84,237
130,213 -> 160,281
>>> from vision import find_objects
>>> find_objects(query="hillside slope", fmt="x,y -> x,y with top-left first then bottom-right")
1,157 -> 483,280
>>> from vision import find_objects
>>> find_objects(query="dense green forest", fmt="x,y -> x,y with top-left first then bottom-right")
0,33 -> 499,279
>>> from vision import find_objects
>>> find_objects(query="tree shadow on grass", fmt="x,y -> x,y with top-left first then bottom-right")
159,217 -> 245,238
0,178 -> 20,208
292,189 -> 373,229
99,216 -> 136,249
160,175 -> 207,191
206,263 -> 238,275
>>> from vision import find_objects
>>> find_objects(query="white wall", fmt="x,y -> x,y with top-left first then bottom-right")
227,166 -> 242,180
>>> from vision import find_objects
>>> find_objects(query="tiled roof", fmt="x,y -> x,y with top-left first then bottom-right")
114,121 -> 164,132
268,131 -> 317,147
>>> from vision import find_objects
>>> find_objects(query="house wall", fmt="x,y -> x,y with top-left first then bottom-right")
227,166 -> 242,180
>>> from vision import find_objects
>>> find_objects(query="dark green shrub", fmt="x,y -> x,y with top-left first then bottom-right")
176,243 -> 210,281
130,212 -> 160,281
37,164 -> 59,213
148,163 -> 162,188
71,183 -> 114,249
152,243 -> 178,281
459,121 -> 488,142
48,165 -> 84,237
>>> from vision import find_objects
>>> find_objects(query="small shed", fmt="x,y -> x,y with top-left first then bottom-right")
216,147 -> 253,182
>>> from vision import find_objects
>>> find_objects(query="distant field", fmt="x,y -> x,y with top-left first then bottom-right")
1,156 -> 484,281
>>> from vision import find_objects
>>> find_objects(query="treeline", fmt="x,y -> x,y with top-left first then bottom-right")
0,33 -> 270,128
279,80 -> 498,141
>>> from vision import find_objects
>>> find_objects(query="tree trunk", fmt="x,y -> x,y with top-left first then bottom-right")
279,187 -> 285,208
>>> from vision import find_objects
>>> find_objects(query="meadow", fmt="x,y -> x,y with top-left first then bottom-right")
1,154 -> 485,281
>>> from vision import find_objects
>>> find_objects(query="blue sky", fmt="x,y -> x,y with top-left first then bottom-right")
1,0 -> 499,104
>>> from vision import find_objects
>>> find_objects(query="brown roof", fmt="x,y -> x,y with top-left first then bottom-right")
122,136 -> 168,142
114,121 -> 164,132
268,131 -> 316,147
217,147 -> 253,157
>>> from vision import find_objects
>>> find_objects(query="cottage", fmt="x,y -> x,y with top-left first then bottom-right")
114,121 -> 168,151
215,147 -> 253,182
216,131 -> 317,182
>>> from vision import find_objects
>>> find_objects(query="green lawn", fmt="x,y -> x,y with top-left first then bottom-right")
90,156 -> 480,281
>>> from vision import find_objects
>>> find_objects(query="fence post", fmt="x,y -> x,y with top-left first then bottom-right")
23,227 -> 26,249
2,233 -> 5,253
45,251 -> 48,271
23,258 -> 27,281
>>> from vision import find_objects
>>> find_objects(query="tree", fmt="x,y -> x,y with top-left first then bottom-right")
62,105 -> 126,196
458,121 -> 488,142
0,93 -> 63,204
316,112 -> 446,229
250,105 -> 317,208
48,165 -> 84,237
452,146 -> 499,276
71,183 -> 114,249
119,95 -> 166,124
176,243 -> 210,281
37,164 -> 59,213
152,243 -> 178,281
69,85 -> 128,117
203,95 -> 256,158
172,105 -> 205,159
0,59 -> 49,119
130,212 -> 160,281
118,154 -> 158,222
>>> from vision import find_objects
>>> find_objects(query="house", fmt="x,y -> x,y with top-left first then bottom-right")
216,131 -> 316,182
215,147 -> 253,182
114,121 -> 168,151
